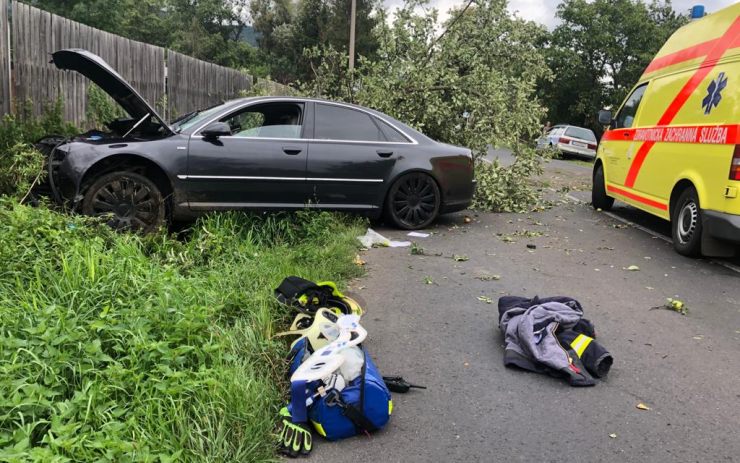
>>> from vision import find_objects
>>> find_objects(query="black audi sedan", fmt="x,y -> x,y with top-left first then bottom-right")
40,49 -> 475,232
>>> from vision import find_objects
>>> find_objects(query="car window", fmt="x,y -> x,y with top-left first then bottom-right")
376,118 -> 410,143
615,84 -> 648,129
220,103 -> 303,139
565,127 -> 596,141
315,104 -> 385,141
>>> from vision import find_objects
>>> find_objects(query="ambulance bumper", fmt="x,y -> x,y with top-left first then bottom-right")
704,210 -> 740,244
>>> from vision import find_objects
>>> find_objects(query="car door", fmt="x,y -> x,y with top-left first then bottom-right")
185,101 -> 309,209
306,102 -> 406,208
601,83 -> 649,187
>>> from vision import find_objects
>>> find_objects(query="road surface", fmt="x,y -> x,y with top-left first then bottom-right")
313,158 -> 740,463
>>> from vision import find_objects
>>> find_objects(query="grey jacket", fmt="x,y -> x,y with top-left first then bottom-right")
499,301 -> 595,386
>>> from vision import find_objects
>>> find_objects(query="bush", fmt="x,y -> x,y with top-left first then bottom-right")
0,142 -> 45,199
86,84 -> 125,129
471,144 -> 548,213
0,202 -> 365,461
0,101 -> 78,199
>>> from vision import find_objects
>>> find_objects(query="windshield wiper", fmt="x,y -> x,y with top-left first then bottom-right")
171,110 -> 200,132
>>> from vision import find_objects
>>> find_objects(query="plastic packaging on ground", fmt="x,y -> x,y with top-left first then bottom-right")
357,228 -> 411,248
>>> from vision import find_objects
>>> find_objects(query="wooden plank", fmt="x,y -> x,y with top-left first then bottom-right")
0,0 -> 9,115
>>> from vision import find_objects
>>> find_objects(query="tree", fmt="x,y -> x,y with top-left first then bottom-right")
302,0 -> 553,212
250,0 -> 381,83
540,0 -> 687,133
28,0 -> 264,71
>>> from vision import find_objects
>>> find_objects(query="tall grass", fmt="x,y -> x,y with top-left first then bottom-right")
0,201 -> 365,462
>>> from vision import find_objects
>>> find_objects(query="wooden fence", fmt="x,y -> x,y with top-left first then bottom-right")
166,51 -> 254,119
1,0 -> 293,126
0,0 -> 9,116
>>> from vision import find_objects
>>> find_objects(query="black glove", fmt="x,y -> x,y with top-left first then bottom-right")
277,407 -> 313,457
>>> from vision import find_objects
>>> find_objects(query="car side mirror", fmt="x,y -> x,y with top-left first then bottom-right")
202,122 -> 232,139
598,109 -> 613,126
599,109 -> 617,129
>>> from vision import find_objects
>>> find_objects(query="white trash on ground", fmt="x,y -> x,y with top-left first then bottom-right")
357,228 -> 412,248
407,231 -> 430,238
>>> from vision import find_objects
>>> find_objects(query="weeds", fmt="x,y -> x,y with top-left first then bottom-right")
0,101 -> 78,199
0,201 -> 365,461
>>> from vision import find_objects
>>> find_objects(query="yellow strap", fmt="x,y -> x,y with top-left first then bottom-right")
317,281 -> 344,298
570,334 -> 593,358
311,420 -> 327,437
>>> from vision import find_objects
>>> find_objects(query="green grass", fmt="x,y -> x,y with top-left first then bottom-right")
0,200 -> 365,462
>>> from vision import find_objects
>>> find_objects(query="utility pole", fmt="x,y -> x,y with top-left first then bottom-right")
349,0 -> 356,72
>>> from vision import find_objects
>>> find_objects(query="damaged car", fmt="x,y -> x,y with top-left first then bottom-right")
37,49 -> 475,232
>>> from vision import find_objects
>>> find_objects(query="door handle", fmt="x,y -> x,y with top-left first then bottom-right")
282,145 -> 302,155
377,150 -> 394,158
622,131 -> 630,138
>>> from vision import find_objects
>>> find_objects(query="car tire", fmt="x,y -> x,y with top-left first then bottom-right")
671,187 -> 703,257
385,172 -> 441,230
82,171 -> 165,233
591,163 -> 614,211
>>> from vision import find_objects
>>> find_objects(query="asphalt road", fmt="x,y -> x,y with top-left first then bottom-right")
314,159 -> 740,463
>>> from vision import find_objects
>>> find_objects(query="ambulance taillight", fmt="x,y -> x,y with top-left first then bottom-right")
730,145 -> 740,181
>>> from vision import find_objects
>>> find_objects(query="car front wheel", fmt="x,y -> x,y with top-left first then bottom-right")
81,171 -> 165,233
385,172 -> 441,230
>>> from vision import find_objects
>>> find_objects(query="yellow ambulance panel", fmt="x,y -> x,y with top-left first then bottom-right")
593,3 -> 740,257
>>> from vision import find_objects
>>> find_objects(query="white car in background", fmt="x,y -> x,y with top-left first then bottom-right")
537,125 -> 598,159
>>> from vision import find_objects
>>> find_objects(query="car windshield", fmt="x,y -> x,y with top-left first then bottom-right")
171,103 -> 229,133
565,127 -> 596,142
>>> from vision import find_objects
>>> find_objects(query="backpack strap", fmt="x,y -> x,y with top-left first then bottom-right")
341,348 -> 379,433
290,379 -> 309,423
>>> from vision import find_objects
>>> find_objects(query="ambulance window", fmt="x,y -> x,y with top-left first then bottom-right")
616,84 -> 648,129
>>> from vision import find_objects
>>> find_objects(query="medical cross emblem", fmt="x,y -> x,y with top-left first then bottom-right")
702,72 -> 727,115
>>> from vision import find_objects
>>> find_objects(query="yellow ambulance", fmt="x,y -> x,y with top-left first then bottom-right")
592,3 -> 739,257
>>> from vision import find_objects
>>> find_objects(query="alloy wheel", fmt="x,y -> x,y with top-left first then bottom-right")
389,173 -> 440,229
86,174 -> 162,232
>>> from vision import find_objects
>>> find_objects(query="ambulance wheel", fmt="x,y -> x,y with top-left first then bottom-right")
672,187 -> 703,257
591,163 -> 614,211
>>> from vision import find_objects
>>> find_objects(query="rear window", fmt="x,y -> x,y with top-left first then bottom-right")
565,127 -> 596,142
315,104 -> 385,141
376,118 -> 410,143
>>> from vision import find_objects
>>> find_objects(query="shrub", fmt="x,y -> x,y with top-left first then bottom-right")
471,143 -> 548,213
0,101 -> 79,199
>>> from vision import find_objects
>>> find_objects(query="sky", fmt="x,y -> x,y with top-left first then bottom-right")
383,0 -> 738,28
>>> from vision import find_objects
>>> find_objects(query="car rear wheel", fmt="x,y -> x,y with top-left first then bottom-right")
385,173 -> 441,230
672,187 -> 703,257
82,171 -> 165,233
591,163 -> 614,211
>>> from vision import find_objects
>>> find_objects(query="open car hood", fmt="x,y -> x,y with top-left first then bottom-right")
52,49 -> 172,134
